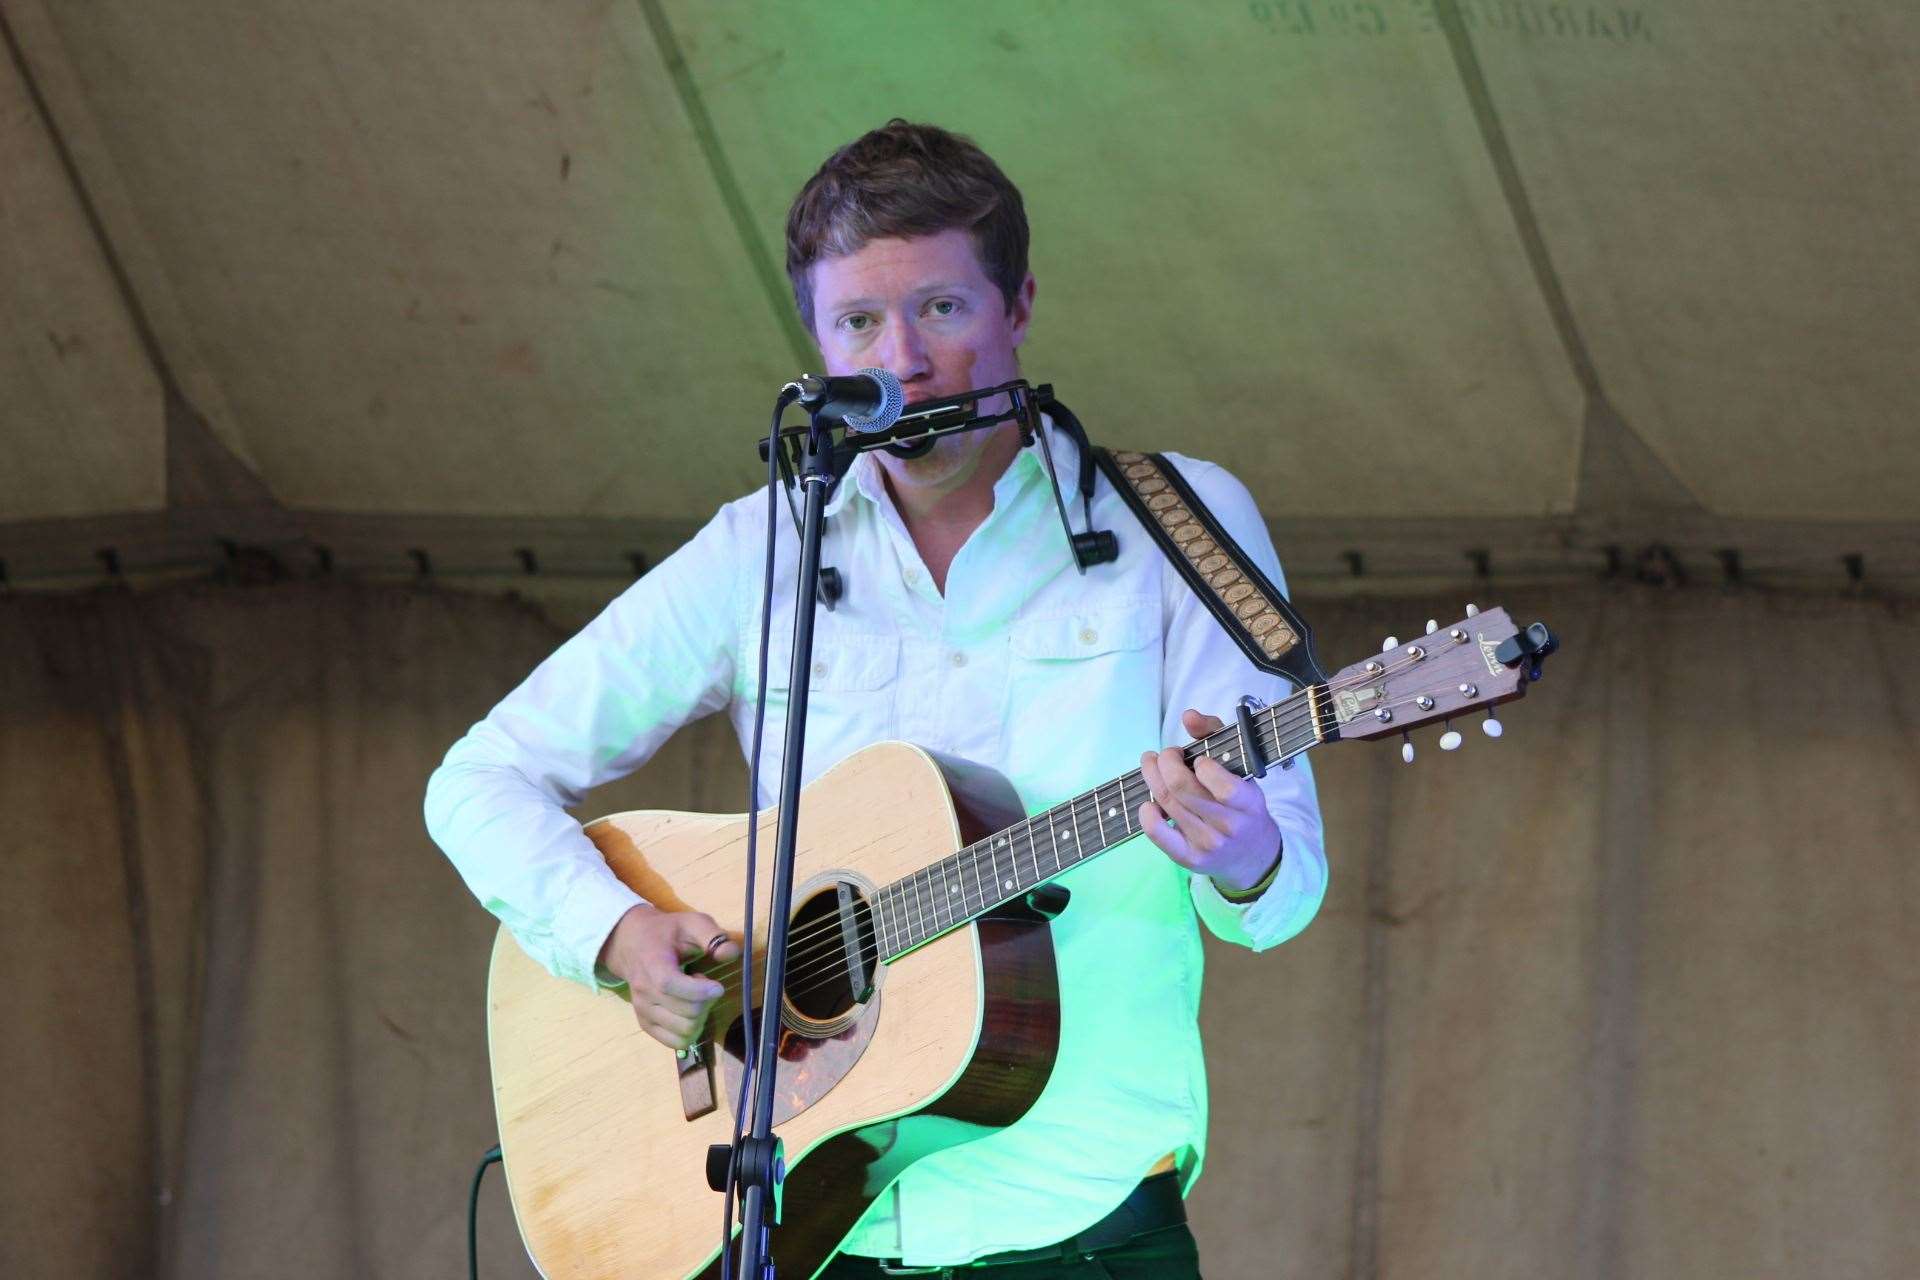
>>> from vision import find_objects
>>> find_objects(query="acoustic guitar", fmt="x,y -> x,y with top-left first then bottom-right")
487,607 -> 1557,1278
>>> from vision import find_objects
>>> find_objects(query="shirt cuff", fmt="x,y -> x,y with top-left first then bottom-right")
1191,870 -> 1261,945
1189,830 -> 1326,952
554,866 -> 648,990
1213,840 -> 1283,903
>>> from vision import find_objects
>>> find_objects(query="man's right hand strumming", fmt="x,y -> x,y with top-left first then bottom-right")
597,904 -> 742,1051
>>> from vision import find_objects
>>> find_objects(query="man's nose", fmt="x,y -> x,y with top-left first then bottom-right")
875,316 -> 931,384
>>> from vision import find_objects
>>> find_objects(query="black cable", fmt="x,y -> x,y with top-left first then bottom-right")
1046,396 -> 1099,519
467,1144 -> 503,1280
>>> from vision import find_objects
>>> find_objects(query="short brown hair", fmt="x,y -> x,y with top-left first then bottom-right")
785,119 -> 1029,335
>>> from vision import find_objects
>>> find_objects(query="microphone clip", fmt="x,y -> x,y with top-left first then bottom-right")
758,377 -> 1122,587
1032,392 -> 1121,574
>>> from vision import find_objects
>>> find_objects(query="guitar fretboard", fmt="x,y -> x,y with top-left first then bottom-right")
867,683 -> 1332,959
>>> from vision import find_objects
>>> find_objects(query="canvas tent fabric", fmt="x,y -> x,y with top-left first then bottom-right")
3,1 -> 1917,582
2,581 -> 1916,1278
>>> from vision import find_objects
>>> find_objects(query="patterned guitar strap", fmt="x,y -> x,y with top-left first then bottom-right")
1092,448 -> 1329,696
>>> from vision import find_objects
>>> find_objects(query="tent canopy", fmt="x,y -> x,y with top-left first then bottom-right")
4,1 -> 1917,586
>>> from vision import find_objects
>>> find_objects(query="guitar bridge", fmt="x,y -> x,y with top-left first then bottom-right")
837,880 -> 874,1003
676,1040 -> 716,1121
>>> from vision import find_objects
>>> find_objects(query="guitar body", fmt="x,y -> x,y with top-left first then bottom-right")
487,742 -> 1062,1279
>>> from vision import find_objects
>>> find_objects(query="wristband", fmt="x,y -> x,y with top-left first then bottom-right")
1217,841 -> 1283,903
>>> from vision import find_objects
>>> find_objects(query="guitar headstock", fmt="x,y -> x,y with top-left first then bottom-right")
1329,605 -> 1558,755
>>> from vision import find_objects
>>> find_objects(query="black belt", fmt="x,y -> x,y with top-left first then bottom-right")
873,1170 -> 1186,1274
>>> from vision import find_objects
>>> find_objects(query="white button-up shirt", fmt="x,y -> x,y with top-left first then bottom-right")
425,425 -> 1327,1265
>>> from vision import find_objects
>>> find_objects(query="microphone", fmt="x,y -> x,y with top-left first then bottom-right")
790,368 -> 905,433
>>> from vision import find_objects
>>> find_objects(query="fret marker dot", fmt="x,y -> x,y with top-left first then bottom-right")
1003,880 -> 1013,890
949,886 -> 958,894
1108,807 -> 1117,817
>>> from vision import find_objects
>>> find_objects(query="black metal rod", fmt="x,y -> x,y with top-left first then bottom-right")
757,378 -> 1046,463
737,419 -> 839,1279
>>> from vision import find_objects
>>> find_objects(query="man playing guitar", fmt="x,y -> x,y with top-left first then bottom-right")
427,120 -> 1328,1277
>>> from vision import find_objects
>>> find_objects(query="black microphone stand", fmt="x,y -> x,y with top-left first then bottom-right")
733,408 -> 837,1280
728,377 -> 1112,1279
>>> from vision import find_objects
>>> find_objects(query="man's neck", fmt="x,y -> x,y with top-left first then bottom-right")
882,423 -> 1025,592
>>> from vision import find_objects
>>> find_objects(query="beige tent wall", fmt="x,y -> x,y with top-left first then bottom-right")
3,579 -> 1914,1279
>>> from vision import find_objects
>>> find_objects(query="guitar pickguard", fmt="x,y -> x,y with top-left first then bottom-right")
718,986 -> 885,1128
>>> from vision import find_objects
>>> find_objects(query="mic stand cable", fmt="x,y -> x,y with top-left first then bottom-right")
467,1144 -> 503,1280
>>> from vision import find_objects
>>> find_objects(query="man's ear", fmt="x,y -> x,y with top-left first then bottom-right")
1008,272 -> 1037,348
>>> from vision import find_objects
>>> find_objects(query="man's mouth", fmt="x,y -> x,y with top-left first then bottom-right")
903,391 -> 977,414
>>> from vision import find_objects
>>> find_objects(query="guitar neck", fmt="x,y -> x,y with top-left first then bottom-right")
869,684 -> 1335,960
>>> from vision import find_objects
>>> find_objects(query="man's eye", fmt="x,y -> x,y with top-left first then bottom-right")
927,299 -> 960,317
841,314 -> 872,333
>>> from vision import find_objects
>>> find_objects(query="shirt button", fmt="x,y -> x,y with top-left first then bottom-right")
812,660 -> 828,678
949,651 -> 968,668
904,567 -> 922,584
1079,627 -> 1098,645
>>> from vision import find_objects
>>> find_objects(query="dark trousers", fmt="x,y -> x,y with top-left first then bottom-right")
817,1223 -> 1203,1279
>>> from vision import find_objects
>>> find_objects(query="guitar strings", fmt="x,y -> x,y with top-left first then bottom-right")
771,710 -> 1313,997
690,642 -> 1454,997
771,676 -> 1479,1008
770,679 -> 1463,1009
695,646 -> 1449,1000
690,762 -> 1249,997
688,640 -> 1473,1001
688,709 -> 1293,992
713,646 -> 1371,984
719,767 -> 1206,997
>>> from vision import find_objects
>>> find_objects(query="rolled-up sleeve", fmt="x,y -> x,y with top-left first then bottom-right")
424,501 -> 748,987
1156,457 -> 1329,952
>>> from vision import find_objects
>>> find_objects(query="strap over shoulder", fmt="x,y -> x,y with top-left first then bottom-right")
1094,448 -> 1328,690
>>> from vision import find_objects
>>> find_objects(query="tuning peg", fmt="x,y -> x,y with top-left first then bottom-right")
1439,720 -> 1462,751
1382,635 -> 1399,652
1425,619 -> 1438,634
1481,709 -> 1504,738
1401,732 -> 1415,764
1464,602 -> 1480,617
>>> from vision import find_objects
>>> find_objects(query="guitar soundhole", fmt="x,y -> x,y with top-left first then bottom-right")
716,878 -> 888,1126
783,885 -> 881,1026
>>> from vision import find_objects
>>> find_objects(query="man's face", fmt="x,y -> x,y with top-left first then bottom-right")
808,227 -> 1035,495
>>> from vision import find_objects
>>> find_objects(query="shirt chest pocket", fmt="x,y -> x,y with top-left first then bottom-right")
1006,600 -> 1164,796
743,628 -> 902,792
759,629 -> 900,693
1009,602 -> 1158,663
